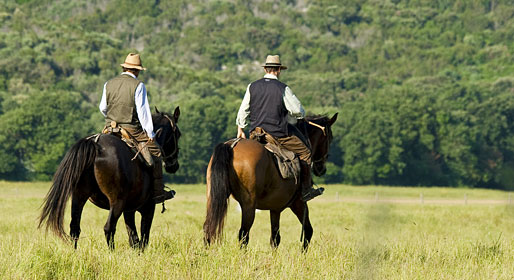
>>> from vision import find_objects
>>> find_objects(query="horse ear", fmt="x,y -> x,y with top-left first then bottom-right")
329,113 -> 338,125
173,106 -> 180,122
155,106 -> 160,114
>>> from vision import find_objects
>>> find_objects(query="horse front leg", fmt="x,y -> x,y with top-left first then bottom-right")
270,210 -> 281,248
104,202 -> 124,250
238,204 -> 256,248
290,198 -> 313,251
123,211 -> 140,249
139,201 -> 156,250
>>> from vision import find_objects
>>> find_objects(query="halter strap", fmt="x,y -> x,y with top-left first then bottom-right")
163,114 -> 175,129
160,114 -> 178,161
308,121 -> 326,136
307,121 -> 329,168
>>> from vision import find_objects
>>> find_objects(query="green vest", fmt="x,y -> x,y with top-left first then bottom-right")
105,74 -> 141,128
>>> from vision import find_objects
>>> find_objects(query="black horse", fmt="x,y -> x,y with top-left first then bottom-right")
39,107 -> 181,250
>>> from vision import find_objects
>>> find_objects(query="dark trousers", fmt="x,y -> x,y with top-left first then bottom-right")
120,125 -> 162,158
250,126 -> 313,193
275,135 -> 312,165
119,125 -> 165,194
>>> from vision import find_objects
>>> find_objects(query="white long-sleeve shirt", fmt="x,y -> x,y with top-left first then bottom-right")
236,73 -> 305,128
99,72 -> 155,139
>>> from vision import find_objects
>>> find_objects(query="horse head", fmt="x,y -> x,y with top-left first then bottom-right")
154,106 -> 181,173
305,113 -> 338,176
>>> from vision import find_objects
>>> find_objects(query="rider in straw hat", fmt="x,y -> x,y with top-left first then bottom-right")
99,53 -> 174,204
236,55 -> 324,201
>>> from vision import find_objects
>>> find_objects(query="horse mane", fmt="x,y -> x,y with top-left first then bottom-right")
153,112 -> 178,131
152,111 -> 182,146
152,112 -> 165,123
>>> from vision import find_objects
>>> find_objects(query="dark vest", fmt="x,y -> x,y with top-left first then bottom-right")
105,74 -> 141,128
249,78 -> 289,138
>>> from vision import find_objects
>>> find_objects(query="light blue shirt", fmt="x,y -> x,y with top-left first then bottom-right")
236,73 -> 305,128
99,72 -> 155,139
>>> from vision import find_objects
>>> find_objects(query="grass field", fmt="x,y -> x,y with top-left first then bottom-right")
0,181 -> 513,279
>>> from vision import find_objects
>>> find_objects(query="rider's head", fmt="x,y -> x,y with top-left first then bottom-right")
264,66 -> 281,78
122,67 -> 140,77
262,55 -> 287,78
120,53 -> 146,77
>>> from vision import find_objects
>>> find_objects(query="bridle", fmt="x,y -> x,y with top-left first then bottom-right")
308,121 -> 326,136
156,114 -> 179,165
308,121 -> 330,171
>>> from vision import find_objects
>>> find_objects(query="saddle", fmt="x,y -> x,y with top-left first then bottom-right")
249,127 -> 301,184
101,121 -> 154,167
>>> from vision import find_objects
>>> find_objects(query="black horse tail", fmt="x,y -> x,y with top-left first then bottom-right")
38,137 -> 98,240
204,142 -> 233,244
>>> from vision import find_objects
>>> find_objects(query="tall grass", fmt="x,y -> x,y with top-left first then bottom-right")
0,181 -> 512,279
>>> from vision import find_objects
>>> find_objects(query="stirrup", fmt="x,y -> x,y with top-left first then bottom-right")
301,187 -> 324,202
153,186 -> 176,204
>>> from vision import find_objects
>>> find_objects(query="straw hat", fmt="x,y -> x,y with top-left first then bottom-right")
261,55 -> 287,70
120,53 -> 146,71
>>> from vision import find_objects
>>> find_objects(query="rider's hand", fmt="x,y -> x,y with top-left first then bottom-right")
237,127 -> 246,139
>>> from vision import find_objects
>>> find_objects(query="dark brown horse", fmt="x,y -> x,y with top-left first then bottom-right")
204,114 -> 337,250
39,107 -> 181,250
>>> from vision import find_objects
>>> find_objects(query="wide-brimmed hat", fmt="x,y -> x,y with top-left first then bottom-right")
261,55 -> 287,70
120,53 -> 146,71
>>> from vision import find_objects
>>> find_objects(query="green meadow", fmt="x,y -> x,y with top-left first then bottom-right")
0,181 -> 513,279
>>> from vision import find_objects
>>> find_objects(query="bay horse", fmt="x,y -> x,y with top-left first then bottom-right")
39,107 -> 181,250
204,113 -> 337,250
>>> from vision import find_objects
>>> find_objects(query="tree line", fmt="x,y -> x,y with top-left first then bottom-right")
0,0 -> 513,189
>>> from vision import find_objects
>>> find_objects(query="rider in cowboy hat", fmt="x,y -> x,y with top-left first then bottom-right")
236,55 -> 324,201
99,53 -> 174,204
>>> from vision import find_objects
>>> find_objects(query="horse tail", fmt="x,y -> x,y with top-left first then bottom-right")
204,142 -> 233,244
38,137 -> 98,240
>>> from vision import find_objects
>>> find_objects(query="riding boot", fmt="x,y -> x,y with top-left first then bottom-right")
152,158 -> 175,204
300,161 -> 324,202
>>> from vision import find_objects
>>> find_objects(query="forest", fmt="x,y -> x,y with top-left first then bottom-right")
0,0 -> 513,189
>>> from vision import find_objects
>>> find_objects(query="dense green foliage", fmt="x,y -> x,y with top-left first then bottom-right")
0,0 -> 513,188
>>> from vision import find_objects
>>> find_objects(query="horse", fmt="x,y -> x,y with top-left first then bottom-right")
203,113 -> 338,250
38,107 -> 181,250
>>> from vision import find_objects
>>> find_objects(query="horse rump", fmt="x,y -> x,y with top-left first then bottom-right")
204,142 -> 234,244
38,136 -> 99,239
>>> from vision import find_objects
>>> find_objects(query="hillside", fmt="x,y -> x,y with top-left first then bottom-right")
0,0 -> 513,188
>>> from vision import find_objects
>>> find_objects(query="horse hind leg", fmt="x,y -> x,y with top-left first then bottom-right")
123,211 -> 140,249
70,181 -> 92,249
104,202 -> 124,250
70,195 -> 88,249
238,204 -> 256,248
270,210 -> 281,248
